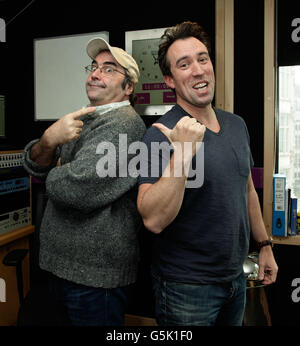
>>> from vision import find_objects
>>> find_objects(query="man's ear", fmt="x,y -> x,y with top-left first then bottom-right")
163,75 -> 175,90
125,83 -> 134,96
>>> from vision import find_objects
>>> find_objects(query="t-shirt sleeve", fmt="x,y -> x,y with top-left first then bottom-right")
138,125 -> 174,186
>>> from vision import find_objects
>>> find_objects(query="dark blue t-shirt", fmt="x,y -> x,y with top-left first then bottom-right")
138,105 -> 254,284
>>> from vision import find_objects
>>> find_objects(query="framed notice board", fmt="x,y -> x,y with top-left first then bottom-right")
125,28 -> 175,116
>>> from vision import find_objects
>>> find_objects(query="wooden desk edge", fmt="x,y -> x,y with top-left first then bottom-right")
0,225 -> 35,246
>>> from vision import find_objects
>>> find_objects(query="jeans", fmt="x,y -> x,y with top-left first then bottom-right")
152,271 -> 246,326
48,273 -> 132,326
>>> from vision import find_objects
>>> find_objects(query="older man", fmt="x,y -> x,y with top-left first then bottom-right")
23,38 -> 145,326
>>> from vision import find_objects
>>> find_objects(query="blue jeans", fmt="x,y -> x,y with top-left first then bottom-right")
48,274 -> 132,326
152,272 -> 246,326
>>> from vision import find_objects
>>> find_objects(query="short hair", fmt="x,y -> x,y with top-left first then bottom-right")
158,21 -> 211,77
121,70 -> 136,106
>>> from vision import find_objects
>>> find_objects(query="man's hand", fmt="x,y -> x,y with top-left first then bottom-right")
258,246 -> 278,285
43,106 -> 96,148
30,107 -> 96,167
152,116 -> 206,172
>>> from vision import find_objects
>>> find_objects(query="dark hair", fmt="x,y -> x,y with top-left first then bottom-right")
121,70 -> 136,106
158,21 -> 211,77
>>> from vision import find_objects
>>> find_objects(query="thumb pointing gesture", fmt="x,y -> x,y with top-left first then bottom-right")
151,116 -> 206,166
152,122 -> 172,142
152,116 -> 206,147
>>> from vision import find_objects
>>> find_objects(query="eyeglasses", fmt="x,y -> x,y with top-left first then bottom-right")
85,64 -> 126,77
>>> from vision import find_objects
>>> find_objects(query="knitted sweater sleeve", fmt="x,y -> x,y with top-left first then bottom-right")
45,109 -> 145,213
23,139 -> 61,180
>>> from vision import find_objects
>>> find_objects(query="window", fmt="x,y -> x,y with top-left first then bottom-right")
278,66 -> 300,197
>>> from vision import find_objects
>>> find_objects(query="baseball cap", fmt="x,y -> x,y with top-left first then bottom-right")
86,37 -> 139,85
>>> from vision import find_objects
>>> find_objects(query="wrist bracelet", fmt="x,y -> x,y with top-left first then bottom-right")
257,239 -> 273,250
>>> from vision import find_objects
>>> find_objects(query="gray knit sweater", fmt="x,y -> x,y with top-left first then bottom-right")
23,105 -> 146,288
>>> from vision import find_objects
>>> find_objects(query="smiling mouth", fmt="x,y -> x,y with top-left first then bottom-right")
88,83 -> 105,88
193,82 -> 208,90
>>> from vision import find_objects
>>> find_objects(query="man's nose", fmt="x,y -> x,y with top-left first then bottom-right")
191,62 -> 205,76
91,67 -> 103,79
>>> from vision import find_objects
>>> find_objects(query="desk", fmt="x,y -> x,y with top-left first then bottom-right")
0,225 -> 34,326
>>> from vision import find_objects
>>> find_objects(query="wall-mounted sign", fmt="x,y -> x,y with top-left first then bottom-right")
126,28 -> 175,116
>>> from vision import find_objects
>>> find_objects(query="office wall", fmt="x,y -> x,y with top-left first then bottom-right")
0,0 -> 266,165
234,0 -> 264,168
0,0 -> 216,148
0,0 -> 266,166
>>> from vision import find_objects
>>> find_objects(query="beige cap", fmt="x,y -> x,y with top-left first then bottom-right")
86,37 -> 139,85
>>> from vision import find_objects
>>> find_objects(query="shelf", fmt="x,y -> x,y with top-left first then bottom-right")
0,225 -> 35,247
273,235 -> 300,246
